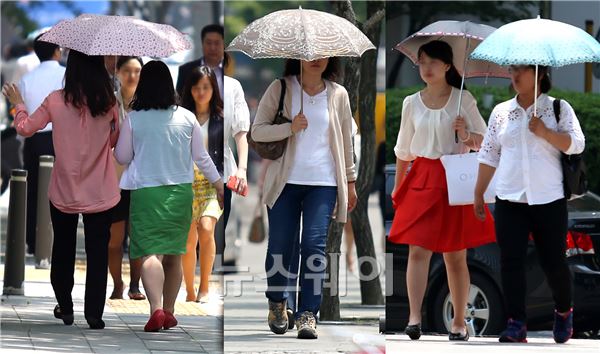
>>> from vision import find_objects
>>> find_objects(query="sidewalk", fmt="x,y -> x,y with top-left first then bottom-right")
0,188 -> 224,353
386,333 -> 600,353
223,190 -> 386,353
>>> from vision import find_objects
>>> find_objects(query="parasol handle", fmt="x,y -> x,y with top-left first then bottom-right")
534,64 -> 538,118
300,61 -> 304,114
456,37 -> 470,143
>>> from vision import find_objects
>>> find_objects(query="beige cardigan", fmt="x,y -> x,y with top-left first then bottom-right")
252,76 -> 357,223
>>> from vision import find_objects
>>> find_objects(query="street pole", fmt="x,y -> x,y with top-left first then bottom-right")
35,155 -> 54,269
3,169 -> 28,295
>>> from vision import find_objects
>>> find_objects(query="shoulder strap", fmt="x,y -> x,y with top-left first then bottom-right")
277,78 -> 286,114
553,98 -> 561,123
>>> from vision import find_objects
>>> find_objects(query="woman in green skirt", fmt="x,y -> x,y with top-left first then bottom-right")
114,60 -> 224,332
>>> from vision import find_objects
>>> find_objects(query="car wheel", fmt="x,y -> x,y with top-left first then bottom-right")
431,272 -> 505,336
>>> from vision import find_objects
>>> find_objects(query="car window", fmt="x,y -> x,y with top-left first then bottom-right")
567,193 -> 600,212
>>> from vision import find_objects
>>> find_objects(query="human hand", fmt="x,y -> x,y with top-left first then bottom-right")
453,115 -> 468,140
2,83 -> 24,106
291,113 -> 308,134
528,116 -> 548,139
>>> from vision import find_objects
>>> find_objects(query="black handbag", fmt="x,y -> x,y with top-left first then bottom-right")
247,79 -> 292,160
553,99 -> 587,199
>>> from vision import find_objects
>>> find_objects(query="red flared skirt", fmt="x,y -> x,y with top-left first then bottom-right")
389,157 -> 496,252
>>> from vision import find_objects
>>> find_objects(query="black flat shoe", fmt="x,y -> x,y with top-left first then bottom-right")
86,317 -> 105,330
405,324 -> 422,340
449,329 -> 469,341
53,305 -> 74,326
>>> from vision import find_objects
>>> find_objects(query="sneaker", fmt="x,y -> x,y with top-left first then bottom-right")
404,323 -> 422,340
295,311 -> 317,339
553,308 -> 573,344
499,319 -> 527,343
268,300 -> 288,334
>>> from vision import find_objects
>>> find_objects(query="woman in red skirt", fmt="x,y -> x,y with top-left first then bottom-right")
389,40 -> 495,341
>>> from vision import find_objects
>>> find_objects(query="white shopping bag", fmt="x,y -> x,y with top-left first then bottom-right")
440,152 -> 497,206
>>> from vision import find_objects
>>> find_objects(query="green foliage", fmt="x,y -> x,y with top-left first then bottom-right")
386,86 -> 600,193
1,1 -> 41,38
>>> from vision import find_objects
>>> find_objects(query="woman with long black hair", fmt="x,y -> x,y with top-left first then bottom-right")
3,50 -> 120,329
389,40 -> 495,341
180,66 -> 224,303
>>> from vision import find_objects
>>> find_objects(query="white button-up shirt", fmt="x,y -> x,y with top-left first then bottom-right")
223,76 -> 249,181
19,60 -> 65,133
478,94 -> 585,205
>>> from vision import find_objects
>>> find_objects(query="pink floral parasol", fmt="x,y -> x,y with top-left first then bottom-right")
39,13 -> 191,57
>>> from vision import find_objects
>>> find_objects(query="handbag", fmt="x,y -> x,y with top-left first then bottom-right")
440,152 -> 497,206
552,99 -> 587,200
247,78 -> 292,160
248,204 -> 267,243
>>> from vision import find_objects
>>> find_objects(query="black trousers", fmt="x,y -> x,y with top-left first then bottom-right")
216,187 -> 232,258
49,203 -> 112,320
24,132 -> 54,254
494,197 -> 572,321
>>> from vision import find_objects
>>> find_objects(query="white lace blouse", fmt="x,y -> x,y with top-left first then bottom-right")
394,87 -> 487,161
478,94 -> 585,205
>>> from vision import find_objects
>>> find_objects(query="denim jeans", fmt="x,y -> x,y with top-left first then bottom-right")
265,184 -> 337,319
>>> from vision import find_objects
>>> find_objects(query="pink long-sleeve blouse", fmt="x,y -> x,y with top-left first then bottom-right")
14,90 -> 121,213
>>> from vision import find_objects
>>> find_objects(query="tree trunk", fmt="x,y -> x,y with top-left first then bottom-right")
320,221 -> 345,321
321,0 -> 360,321
321,0 -> 384,321
353,0 -> 384,305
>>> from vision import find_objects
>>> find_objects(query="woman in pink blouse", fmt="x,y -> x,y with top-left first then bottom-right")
2,49 -> 120,330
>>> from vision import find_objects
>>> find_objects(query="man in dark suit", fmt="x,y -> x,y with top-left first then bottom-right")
176,24 -> 224,98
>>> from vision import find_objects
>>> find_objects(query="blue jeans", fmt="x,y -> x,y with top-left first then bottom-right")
265,184 -> 337,319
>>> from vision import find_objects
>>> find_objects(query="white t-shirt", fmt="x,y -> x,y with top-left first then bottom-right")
287,76 -> 337,186
394,87 -> 487,161
200,119 -> 209,149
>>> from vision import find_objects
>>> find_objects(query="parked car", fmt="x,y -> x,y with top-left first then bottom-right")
382,164 -> 600,337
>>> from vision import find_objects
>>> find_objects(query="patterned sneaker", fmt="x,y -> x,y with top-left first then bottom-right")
499,319 -> 527,343
295,311 -> 318,339
553,308 -> 573,344
268,300 -> 288,334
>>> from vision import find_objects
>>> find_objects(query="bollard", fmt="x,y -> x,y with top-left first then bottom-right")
3,169 -> 27,295
35,155 -> 54,269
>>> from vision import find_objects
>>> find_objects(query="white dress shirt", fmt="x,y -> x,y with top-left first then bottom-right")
19,60 -> 65,133
11,52 -> 40,84
287,76 -> 337,186
201,57 -> 224,99
394,87 -> 487,161
478,94 -> 585,205
223,76 -> 250,181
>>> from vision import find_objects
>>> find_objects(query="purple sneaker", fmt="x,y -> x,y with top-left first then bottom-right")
553,308 -> 573,344
499,318 -> 527,343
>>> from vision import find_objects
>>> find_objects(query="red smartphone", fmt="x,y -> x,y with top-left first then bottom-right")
227,176 -> 248,197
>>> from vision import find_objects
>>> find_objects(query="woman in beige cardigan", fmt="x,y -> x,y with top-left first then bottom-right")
252,58 -> 357,339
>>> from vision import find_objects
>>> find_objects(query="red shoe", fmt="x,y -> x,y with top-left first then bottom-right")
144,309 -> 165,332
163,310 -> 178,330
